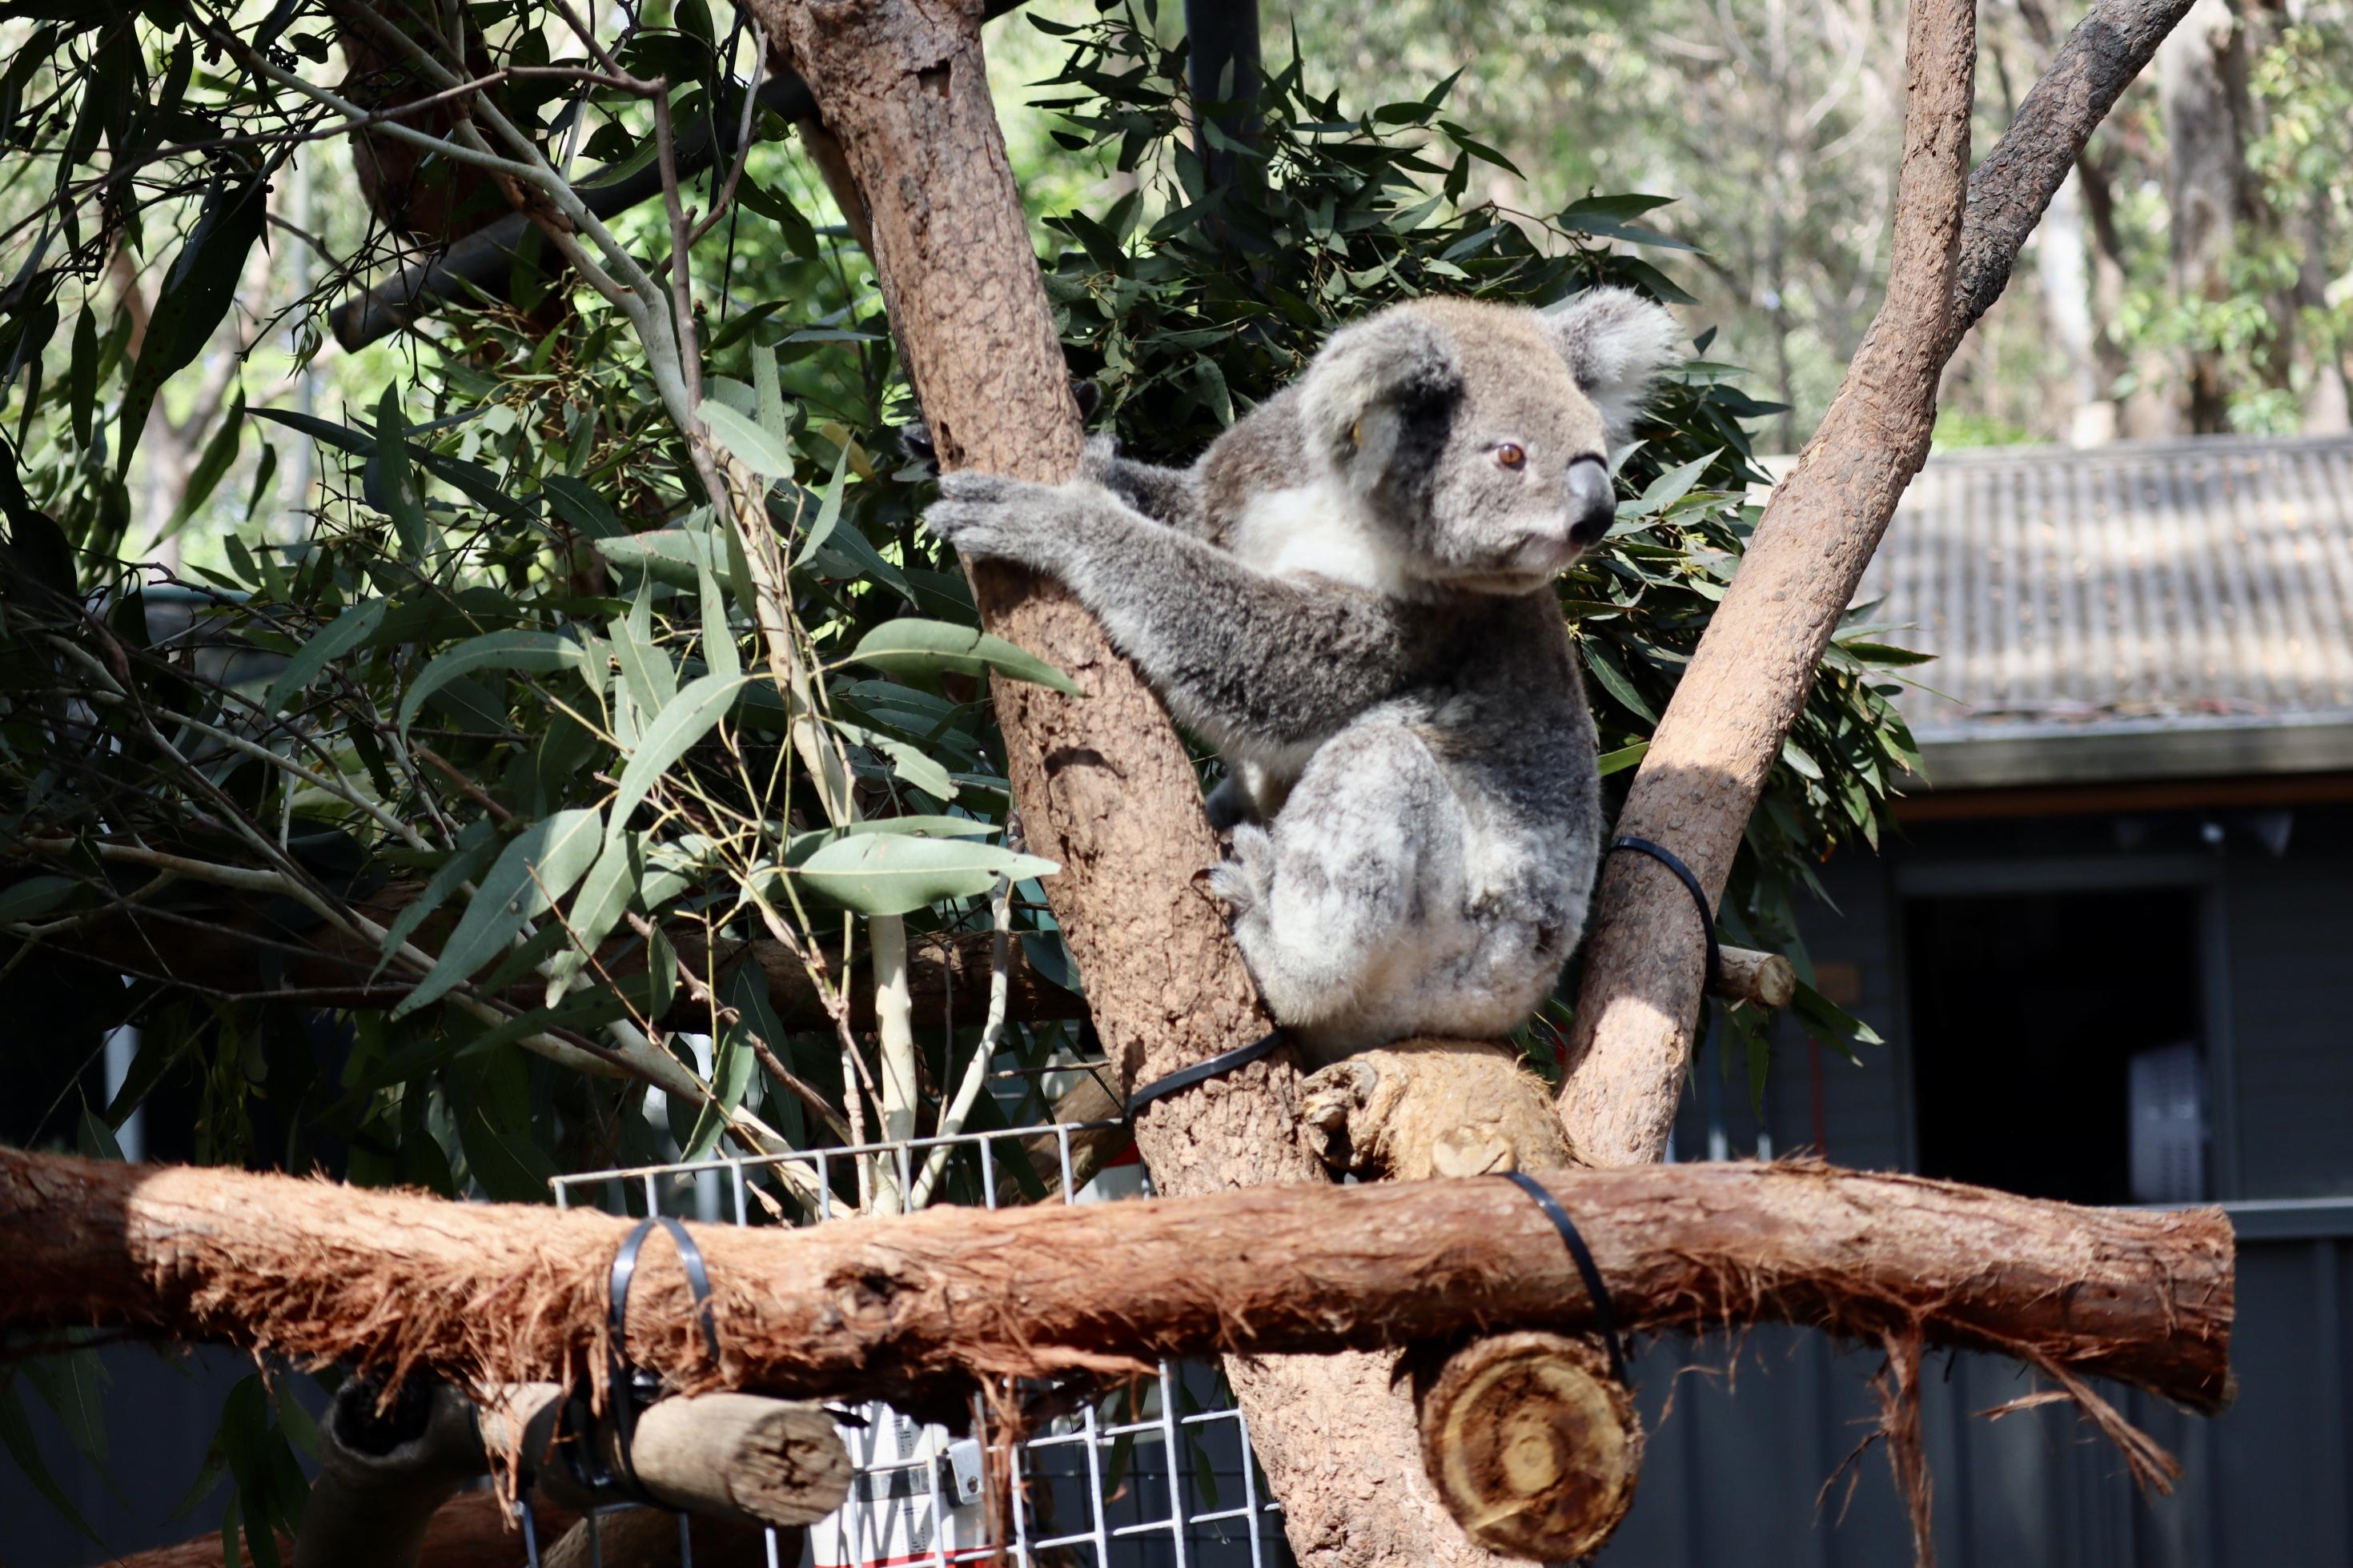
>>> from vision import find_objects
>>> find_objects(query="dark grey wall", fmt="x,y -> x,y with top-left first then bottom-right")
1611,798 -> 2353,1566
2223,807 -> 2353,1197
1733,801 -> 2353,1202
0,1345 -> 263,1568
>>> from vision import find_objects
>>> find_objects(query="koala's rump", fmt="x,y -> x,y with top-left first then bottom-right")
1264,701 -> 1596,1057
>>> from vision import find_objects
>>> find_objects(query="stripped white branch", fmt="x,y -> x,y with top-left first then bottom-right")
910,867 -> 1014,1210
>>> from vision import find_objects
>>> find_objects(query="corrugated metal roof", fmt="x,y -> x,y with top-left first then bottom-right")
1841,432 -> 2353,772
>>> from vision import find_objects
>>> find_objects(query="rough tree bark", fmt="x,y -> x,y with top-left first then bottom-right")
1560,0 -> 2198,1167
0,1148 -> 2233,1417
745,2 -> 1560,1562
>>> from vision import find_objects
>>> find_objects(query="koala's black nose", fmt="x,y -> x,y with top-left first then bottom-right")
1566,457 -> 1614,547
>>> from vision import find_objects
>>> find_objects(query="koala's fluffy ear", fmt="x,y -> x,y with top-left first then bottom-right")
1297,308 -> 1463,475
1542,287 -> 1681,440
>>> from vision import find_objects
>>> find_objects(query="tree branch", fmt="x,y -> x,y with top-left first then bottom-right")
1558,0 -> 2200,1165
0,1147 -> 2235,1422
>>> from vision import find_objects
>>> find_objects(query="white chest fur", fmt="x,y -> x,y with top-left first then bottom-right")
1228,479 -> 1415,598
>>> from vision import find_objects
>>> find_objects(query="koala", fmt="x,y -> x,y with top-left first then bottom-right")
922,288 -> 1680,1060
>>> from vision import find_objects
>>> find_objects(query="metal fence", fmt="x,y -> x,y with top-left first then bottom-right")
539,1121 -> 1290,1568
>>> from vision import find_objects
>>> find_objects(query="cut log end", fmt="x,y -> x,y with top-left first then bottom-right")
1298,1041 -> 1581,1181
1715,944 -> 1797,1009
1416,1333 -> 1642,1562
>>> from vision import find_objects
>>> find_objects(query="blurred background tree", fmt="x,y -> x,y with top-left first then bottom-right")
1218,0 -> 2353,446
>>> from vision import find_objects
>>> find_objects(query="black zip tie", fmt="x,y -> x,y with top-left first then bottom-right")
547,1217 -> 722,1506
1124,1030 -> 1284,1119
1610,835 -> 1722,997
605,1217 -> 721,1498
609,1216 -> 721,1365
1502,1171 -> 1630,1386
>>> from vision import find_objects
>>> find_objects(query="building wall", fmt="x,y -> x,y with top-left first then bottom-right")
2222,805 -> 2353,1197
1615,800 -> 2353,1566
1734,802 -> 2353,1202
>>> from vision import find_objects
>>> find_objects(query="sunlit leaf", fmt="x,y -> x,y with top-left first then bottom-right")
791,832 -> 1058,916
844,619 -> 1081,696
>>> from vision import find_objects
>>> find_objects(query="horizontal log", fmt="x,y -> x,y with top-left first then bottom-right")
0,1148 -> 2231,1414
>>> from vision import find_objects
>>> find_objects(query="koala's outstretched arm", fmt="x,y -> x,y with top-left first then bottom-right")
926,471 -> 1423,744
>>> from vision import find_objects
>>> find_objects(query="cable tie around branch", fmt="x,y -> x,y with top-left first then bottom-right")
1501,1172 -> 1630,1386
549,1217 -> 721,1507
1609,834 -> 1722,997
1124,1030 -> 1284,1119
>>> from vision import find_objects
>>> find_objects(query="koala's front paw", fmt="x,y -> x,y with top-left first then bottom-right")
921,470 -> 1059,567
1206,822 -> 1275,917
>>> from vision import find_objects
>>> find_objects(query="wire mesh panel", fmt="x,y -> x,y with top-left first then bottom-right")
540,1122 -> 1287,1567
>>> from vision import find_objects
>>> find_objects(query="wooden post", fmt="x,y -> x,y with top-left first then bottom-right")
476,1385 -> 850,1530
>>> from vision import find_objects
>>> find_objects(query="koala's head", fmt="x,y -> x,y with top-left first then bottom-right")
1295,289 -> 1680,595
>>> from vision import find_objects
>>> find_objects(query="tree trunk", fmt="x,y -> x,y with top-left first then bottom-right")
1560,0 -> 2199,1168
745,2 -> 1557,1561
0,1147 -> 2235,1418
2158,0 -> 2252,432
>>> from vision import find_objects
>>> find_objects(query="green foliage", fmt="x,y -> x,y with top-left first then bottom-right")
0,0 -> 1914,1544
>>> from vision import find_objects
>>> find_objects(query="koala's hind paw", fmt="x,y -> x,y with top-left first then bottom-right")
1206,822 -> 1274,916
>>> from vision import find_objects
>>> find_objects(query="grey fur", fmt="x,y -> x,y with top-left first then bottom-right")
923,289 -> 1680,1058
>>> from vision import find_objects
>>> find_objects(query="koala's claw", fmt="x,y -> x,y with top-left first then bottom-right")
1206,823 -> 1275,916
922,471 -> 1041,561
920,499 -> 1010,558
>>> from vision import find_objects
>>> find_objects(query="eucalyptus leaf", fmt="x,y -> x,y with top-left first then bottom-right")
263,598 -> 386,714
396,630 -> 593,736
698,399 -> 794,479
594,527 -> 725,589
377,820 -> 500,972
371,387 -> 429,564
0,874 -> 76,923
845,619 -> 1081,696
393,809 -> 604,1018
792,832 -> 1057,916
605,674 -> 746,844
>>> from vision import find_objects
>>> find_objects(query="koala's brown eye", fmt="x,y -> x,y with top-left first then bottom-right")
1495,443 -> 1527,471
